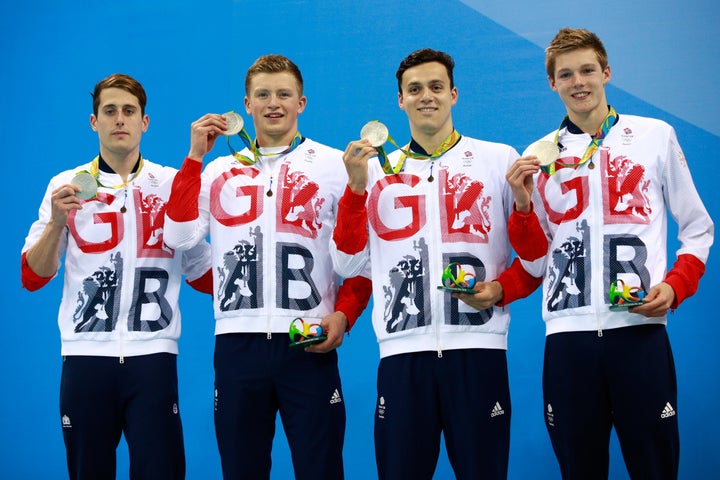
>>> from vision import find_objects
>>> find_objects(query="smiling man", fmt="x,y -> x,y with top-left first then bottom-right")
163,55 -> 371,480
330,48 -> 541,479
506,28 -> 714,479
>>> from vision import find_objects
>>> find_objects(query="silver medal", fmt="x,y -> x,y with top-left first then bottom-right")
224,111 -> 244,136
522,140 -> 559,167
360,121 -> 389,148
71,172 -> 98,200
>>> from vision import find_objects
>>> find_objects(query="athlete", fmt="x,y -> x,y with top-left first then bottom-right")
21,73 -> 213,479
505,28 -> 714,479
163,55 -> 372,480
330,48 -> 541,479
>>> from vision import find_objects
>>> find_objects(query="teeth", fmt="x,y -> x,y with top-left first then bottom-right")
573,92 -> 589,98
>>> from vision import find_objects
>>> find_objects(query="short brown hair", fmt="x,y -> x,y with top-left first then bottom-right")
545,28 -> 608,79
396,48 -> 455,94
245,54 -> 304,96
91,73 -> 147,116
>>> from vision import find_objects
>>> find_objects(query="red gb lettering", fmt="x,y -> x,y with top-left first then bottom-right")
538,169 -> 589,225
211,167 -> 264,227
69,192 -> 124,253
368,174 -> 425,241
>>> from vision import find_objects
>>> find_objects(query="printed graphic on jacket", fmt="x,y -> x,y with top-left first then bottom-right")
601,146 -> 651,224
603,233 -> 651,304
368,169 -> 493,244
211,161 -> 329,313
73,253 -> 123,332
441,167 -> 492,243
539,145 -> 656,311
277,163 -> 324,238
383,239 -> 430,333
546,220 -> 591,311
217,227 -> 263,311
70,188 -> 175,332
137,189 -> 175,256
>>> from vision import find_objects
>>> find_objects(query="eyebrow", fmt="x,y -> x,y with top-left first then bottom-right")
102,103 -> 138,109
406,79 -> 445,88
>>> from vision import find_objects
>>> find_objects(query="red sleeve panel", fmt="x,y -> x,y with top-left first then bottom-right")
494,257 -> 543,307
664,253 -> 706,309
21,251 -> 53,291
167,158 -> 203,222
508,207 -> 548,262
333,186 -> 369,255
334,275 -> 373,331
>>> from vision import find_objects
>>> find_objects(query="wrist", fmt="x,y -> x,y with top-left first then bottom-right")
347,182 -> 366,195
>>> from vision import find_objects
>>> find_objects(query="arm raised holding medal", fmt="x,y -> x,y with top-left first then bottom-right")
505,28 -> 713,479
186,112 -> 234,163
330,48 -> 542,479
342,138 -> 376,195
164,55 -> 371,479
21,73 -> 213,479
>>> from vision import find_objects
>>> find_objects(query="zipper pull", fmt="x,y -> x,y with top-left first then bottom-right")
119,356 -> 125,364
597,328 -> 603,338
267,332 -> 272,340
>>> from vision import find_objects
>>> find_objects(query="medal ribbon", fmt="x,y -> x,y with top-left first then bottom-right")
376,128 -> 461,175
81,154 -> 144,189
227,129 -> 303,166
551,105 -> 618,173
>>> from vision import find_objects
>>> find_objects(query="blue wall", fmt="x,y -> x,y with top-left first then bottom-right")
2,1 -> 718,478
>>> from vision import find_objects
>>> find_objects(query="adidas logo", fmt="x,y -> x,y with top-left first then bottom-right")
546,403 -> 555,427
330,389 -> 343,405
61,415 -> 72,429
490,401 -> 505,418
660,402 -> 676,419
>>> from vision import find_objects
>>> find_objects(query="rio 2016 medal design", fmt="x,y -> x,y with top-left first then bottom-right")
288,317 -> 327,349
71,171 -> 98,200
608,279 -> 646,310
223,111 -> 244,136
360,121 -> 389,148
522,140 -> 559,175
437,262 -> 477,294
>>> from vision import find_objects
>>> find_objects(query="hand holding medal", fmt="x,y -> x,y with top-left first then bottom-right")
223,111 -> 244,136
223,110 -> 257,166
359,121 -> 396,174
70,171 -> 99,200
522,140 -> 560,176
358,121 -> 462,181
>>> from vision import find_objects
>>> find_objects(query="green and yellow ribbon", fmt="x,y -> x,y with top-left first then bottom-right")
550,105 -> 618,174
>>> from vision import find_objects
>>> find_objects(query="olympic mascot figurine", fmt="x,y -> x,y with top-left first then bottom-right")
288,317 -> 327,348
608,279 -> 647,310
437,262 -> 478,294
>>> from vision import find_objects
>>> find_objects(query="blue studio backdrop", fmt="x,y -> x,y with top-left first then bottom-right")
2,1 -> 718,478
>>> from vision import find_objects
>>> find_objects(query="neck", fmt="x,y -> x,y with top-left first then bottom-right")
256,129 -> 298,148
99,147 -> 140,181
568,105 -> 610,135
411,123 -> 454,154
